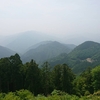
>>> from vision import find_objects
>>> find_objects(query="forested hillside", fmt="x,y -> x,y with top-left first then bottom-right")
0,54 -> 75,95
0,54 -> 100,99
1,0 -> 100,99
21,41 -> 75,63
1,40 -> 100,75
49,41 -> 100,74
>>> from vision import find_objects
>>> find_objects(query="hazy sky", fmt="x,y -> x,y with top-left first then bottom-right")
0,0 -> 100,39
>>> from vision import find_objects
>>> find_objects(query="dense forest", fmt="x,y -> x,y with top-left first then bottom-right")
0,54 -> 100,99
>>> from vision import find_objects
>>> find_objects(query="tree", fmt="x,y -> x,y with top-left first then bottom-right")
52,64 -> 75,94
73,67 -> 94,96
91,66 -> 100,91
52,64 -> 62,90
24,59 -> 40,95
0,54 -> 22,92
60,64 -> 75,93
9,53 -> 23,91
0,57 -> 11,92
40,61 -> 53,95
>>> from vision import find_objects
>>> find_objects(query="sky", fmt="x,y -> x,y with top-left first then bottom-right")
0,0 -> 100,42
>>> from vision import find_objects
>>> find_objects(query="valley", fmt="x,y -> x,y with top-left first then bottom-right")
0,33 -> 100,74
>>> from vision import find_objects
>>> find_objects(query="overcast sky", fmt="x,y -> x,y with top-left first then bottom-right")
0,0 -> 100,41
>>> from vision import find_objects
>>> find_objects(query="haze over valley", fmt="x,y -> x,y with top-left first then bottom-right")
0,0 -> 100,45
0,33 -> 100,74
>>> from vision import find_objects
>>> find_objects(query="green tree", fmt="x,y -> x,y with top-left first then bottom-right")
24,59 -> 40,95
40,61 -> 53,95
52,64 -> 62,90
9,53 -> 23,91
0,57 -> 11,92
60,64 -> 75,93
0,54 -> 22,92
91,66 -> 100,91
73,67 -> 93,96
52,64 -> 75,94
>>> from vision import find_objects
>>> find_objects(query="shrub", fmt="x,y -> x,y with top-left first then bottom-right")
93,90 -> 100,96
84,91 -> 90,96
51,89 -> 66,95
15,89 -> 34,100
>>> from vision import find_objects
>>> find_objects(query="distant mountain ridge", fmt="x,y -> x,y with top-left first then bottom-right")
0,45 -> 16,58
6,31 -> 59,53
21,41 -> 75,63
1,38 -> 100,74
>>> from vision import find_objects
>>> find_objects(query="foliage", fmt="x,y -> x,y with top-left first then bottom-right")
1,90 -> 100,100
40,61 -> 53,95
91,66 -> 100,91
0,90 -> 34,100
73,67 -> 94,96
49,41 -> 100,74
0,54 -> 22,92
52,64 -> 75,94
15,89 -> 34,100
0,54 -> 75,95
24,59 -> 40,95
1,54 -> 100,98
51,89 -> 66,95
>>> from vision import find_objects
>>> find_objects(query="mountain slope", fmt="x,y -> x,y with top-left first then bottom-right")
0,46 -> 16,58
21,41 -> 75,63
49,41 -> 100,74
25,41 -> 52,53
68,41 -> 100,73
68,41 -> 100,59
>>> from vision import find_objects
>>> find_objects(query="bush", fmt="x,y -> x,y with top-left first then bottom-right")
15,89 -> 34,100
51,89 -> 66,95
0,93 -> 5,100
3,92 -> 20,100
84,91 -> 90,96
93,90 -> 100,96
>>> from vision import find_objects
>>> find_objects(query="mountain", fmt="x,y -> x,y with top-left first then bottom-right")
49,41 -> 100,74
0,45 -> 16,58
25,41 -> 53,53
21,41 -> 75,63
6,31 -> 59,53
68,41 -> 100,59
26,41 -> 76,52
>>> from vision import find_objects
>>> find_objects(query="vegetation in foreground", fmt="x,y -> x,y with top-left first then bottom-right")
0,54 -> 100,99
0,89 -> 100,100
